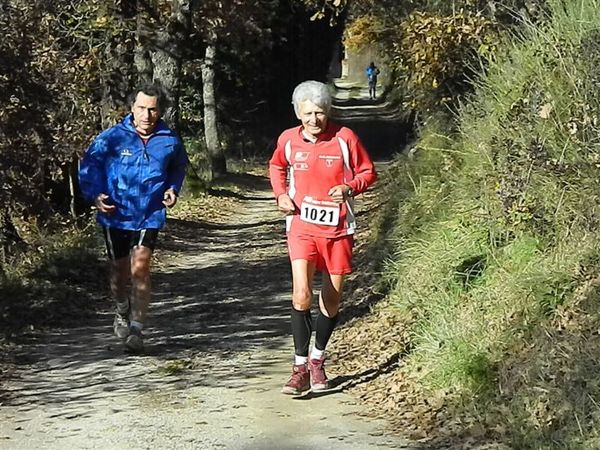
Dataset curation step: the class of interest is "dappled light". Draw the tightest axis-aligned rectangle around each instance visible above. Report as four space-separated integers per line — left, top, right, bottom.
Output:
5 0 596 447
1 152 411 449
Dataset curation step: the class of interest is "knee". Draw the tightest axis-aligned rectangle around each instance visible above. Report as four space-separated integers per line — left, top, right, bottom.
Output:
131 261 151 282
292 287 312 310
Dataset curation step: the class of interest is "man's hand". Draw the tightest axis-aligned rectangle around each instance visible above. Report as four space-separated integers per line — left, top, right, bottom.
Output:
328 184 352 204
163 188 178 208
95 193 116 215
277 193 296 215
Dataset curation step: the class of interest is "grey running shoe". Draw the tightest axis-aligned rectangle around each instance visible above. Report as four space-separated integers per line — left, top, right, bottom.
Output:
113 311 130 339
125 326 144 353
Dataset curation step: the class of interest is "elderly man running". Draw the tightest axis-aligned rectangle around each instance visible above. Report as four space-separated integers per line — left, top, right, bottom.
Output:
269 80 377 394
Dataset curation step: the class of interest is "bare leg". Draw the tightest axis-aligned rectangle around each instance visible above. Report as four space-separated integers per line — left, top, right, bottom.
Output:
313 272 344 352
281 259 316 394
290 259 316 355
291 259 316 311
109 256 130 303
129 245 153 324
319 272 345 317
110 256 131 339
307 272 345 390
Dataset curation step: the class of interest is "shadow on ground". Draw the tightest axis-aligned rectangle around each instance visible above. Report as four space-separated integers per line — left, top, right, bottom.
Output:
2 84 414 426
1 177 302 410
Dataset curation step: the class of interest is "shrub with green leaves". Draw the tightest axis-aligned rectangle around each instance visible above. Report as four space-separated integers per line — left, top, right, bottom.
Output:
394 10 499 113
380 0 600 446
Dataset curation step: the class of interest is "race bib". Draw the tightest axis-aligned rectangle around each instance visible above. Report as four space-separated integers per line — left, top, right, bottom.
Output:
300 197 340 226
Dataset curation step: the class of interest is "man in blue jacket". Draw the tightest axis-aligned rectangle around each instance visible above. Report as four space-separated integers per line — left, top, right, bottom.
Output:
79 83 188 353
366 62 380 100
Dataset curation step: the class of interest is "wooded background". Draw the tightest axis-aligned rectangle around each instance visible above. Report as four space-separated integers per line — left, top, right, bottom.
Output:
0 0 536 264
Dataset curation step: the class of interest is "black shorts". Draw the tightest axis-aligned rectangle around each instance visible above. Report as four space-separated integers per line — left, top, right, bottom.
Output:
102 227 159 260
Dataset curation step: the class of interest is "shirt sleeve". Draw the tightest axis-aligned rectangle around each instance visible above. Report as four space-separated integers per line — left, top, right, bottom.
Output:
268 135 289 199
166 139 189 194
345 133 377 195
78 137 109 203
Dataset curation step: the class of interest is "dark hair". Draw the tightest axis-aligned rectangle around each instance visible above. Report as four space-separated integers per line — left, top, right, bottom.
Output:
369 61 376 68
129 82 168 112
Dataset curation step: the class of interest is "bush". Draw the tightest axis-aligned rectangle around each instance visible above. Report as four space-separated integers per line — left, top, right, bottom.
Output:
379 0 600 446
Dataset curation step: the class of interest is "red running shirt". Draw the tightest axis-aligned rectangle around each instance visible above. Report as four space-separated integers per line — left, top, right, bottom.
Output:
269 122 377 238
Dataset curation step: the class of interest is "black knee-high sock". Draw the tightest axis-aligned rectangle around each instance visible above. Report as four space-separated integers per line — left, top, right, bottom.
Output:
291 307 312 357
314 310 338 351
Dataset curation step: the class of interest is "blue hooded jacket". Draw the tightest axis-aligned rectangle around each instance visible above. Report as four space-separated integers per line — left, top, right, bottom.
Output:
79 113 189 231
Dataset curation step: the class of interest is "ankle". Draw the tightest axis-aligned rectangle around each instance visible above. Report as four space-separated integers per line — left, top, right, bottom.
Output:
130 320 144 331
294 355 308 366
310 347 325 361
116 299 129 314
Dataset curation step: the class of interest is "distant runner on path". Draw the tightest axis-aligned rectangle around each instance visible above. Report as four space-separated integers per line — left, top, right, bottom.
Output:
79 83 189 353
269 80 377 395
366 61 381 100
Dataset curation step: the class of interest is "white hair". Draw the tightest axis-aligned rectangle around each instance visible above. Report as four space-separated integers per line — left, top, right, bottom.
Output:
291 80 332 116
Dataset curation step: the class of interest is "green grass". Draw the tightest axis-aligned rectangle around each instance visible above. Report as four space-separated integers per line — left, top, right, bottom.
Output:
375 0 600 446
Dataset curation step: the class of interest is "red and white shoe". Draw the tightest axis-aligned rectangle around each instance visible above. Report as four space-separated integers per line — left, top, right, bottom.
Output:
308 357 329 391
281 364 310 395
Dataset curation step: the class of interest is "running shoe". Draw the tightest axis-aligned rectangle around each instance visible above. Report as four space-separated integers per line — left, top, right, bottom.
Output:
125 326 144 353
281 363 310 395
113 311 130 339
308 356 329 390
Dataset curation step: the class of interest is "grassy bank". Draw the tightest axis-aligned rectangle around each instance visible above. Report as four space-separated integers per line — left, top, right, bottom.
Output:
351 1 600 447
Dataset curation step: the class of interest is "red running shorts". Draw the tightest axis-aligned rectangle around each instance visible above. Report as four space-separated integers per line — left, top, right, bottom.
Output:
287 233 354 275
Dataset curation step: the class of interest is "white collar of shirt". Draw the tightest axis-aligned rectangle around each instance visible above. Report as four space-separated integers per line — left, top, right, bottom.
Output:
301 129 318 143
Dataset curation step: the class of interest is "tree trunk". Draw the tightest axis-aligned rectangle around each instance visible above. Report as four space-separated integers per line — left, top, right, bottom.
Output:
149 0 190 131
69 156 86 217
134 0 190 131
0 211 24 267
201 34 226 178
134 0 153 84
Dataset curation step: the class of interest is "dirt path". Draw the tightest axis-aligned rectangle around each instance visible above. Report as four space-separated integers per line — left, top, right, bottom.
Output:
0 162 416 449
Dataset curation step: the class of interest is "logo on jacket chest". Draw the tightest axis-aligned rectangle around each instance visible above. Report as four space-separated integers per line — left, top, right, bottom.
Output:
293 151 310 170
121 149 133 157
294 151 310 162
319 155 341 168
